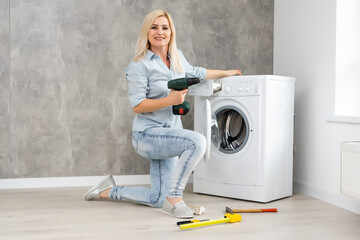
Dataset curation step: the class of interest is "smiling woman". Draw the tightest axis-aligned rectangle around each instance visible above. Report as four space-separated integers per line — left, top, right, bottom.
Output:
134 10 183 73
148 19 171 44
84 9 242 219
148 16 172 68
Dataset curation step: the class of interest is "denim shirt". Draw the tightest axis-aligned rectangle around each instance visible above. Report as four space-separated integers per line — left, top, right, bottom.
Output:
126 50 207 132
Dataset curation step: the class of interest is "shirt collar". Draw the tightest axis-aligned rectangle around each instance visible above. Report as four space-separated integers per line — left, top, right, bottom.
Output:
145 50 171 61
145 50 155 61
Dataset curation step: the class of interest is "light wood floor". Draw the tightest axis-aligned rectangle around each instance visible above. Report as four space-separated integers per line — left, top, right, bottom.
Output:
1 186 360 240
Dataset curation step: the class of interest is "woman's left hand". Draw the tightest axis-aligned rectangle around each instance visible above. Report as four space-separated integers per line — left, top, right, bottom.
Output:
226 69 242 77
205 69 242 80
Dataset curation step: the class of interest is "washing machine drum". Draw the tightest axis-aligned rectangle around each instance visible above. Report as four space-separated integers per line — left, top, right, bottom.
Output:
213 107 250 154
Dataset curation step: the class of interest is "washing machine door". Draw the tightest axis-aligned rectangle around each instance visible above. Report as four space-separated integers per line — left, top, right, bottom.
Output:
204 100 220 161
203 99 251 160
198 97 260 186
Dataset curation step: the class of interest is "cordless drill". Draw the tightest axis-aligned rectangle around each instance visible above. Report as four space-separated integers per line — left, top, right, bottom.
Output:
167 77 201 115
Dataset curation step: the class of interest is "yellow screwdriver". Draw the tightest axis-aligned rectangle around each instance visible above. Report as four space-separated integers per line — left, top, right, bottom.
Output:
179 213 241 230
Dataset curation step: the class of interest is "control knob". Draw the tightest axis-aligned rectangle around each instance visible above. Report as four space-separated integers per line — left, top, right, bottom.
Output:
224 86 232 94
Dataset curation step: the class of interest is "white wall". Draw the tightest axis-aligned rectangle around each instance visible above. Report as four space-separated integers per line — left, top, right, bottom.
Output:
274 0 360 214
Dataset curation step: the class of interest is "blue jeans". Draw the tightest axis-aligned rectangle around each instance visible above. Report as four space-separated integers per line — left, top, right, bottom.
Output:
109 127 206 208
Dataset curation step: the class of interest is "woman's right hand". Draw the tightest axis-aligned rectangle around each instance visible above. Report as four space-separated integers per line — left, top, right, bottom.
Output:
132 89 188 114
166 89 188 105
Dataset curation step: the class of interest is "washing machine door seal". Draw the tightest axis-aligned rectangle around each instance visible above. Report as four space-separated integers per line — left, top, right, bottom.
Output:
215 105 250 154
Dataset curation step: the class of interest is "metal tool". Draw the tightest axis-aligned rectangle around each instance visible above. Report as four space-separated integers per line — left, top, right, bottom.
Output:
226 206 277 213
177 219 210 225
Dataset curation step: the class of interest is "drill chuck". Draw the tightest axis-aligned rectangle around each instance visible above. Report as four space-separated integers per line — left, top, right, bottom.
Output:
186 78 201 87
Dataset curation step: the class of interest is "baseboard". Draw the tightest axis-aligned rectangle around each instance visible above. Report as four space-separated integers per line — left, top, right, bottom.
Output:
0 174 194 190
0 175 151 189
294 180 360 215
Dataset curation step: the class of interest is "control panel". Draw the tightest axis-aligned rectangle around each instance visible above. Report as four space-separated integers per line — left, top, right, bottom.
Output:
189 76 262 97
216 78 260 97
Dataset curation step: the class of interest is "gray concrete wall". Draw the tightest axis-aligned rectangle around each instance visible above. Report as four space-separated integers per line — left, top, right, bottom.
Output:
0 0 10 177
0 0 273 178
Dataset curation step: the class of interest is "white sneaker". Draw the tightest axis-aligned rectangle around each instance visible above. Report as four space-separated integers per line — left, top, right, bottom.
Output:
84 175 115 201
162 198 194 219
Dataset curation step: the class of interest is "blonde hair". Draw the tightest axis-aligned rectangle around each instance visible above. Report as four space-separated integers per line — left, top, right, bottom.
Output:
134 9 183 73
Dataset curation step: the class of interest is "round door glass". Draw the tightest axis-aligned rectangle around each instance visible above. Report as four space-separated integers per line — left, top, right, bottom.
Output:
214 106 250 153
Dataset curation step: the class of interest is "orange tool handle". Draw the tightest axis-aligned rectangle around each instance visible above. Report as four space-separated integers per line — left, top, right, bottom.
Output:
232 208 277 213
261 208 277 212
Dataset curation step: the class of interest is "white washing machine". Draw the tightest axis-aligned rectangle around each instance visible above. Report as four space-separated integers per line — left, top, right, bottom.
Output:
189 75 295 202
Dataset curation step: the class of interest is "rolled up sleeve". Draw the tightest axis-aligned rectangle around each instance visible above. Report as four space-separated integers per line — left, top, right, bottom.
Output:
178 50 207 81
126 62 148 108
